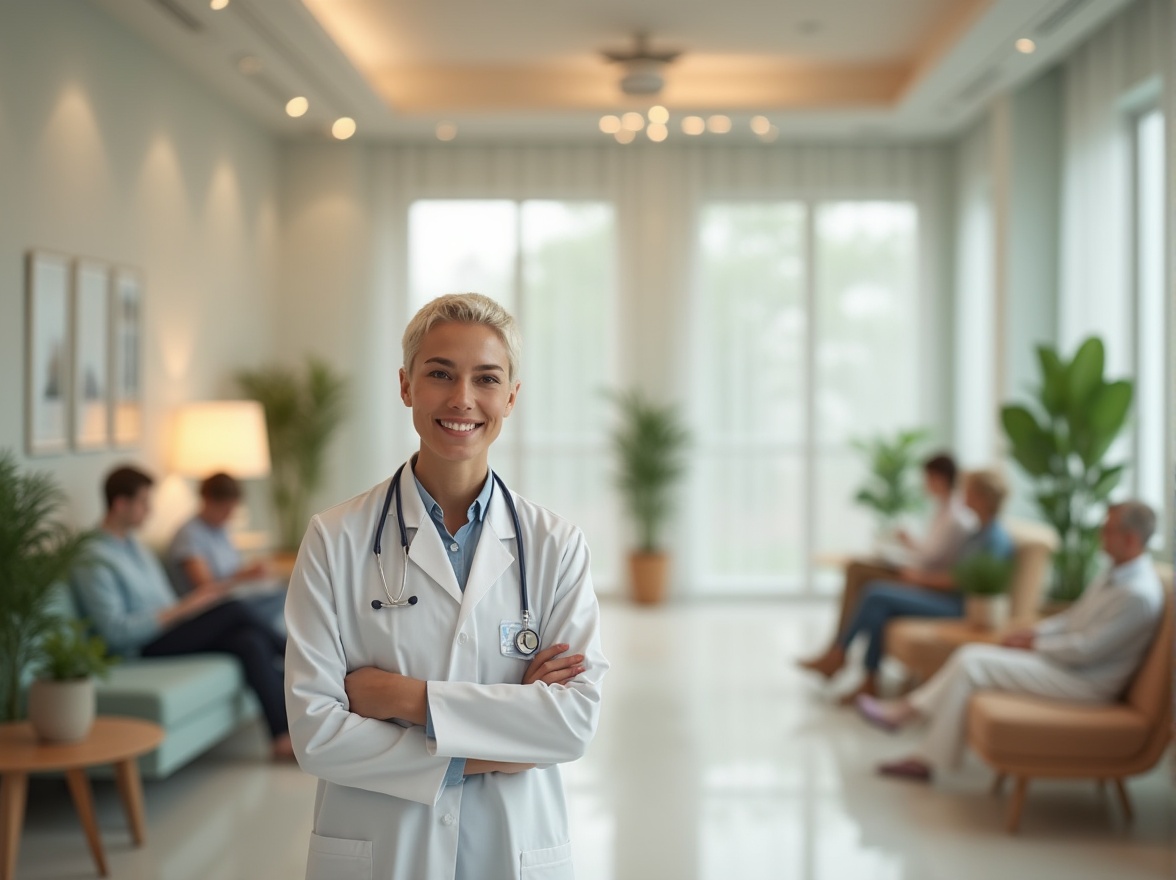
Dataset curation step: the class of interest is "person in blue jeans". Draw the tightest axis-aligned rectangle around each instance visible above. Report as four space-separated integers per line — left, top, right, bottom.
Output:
802 468 1014 703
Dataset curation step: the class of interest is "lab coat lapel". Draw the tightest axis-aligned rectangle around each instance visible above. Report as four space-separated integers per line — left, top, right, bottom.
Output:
400 464 463 605
458 487 516 626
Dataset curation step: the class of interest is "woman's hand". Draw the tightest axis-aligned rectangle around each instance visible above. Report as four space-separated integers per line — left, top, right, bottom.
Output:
464 759 535 776
522 643 585 686
344 668 427 724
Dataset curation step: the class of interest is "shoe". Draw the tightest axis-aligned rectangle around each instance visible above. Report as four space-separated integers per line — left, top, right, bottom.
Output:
855 694 901 732
877 758 932 782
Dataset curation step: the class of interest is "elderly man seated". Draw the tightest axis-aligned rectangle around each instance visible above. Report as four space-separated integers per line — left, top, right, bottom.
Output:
856 500 1164 782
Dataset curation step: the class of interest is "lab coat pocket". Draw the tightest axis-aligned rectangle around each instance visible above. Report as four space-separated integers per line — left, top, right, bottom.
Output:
306 832 373 880
519 841 574 880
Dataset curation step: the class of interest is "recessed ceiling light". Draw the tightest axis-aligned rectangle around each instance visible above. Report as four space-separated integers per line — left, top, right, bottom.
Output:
615 129 636 145
681 116 705 136
436 122 457 142
621 112 645 132
210 0 230 9
647 105 669 125
647 123 668 142
599 115 621 134
1015 38 1036 54
707 115 731 134
332 117 356 140
285 97 309 118
236 55 263 76
751 115 771 136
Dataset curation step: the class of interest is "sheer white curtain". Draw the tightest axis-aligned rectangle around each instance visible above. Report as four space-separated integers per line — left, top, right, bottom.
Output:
372 142 952 595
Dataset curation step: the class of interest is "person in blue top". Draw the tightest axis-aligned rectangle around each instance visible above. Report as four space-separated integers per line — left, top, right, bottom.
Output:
801 468 1015 703
73 466 293 760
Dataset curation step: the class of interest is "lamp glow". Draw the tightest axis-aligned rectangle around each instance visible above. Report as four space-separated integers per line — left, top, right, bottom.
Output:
1015 38 1036 54
332 117 357 140
648 105 669 124
286 97 309 118
171 401 271 479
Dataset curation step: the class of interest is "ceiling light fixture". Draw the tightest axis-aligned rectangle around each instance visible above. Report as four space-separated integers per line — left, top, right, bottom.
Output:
621 111 645 132
647 123 668 143
332 117 356 140
751 115 771 136
601 33 683 97
707 115 731 134
1015 38 1036 54
436 122 457 142
210 0 230 9
648 105 669 125
615 129 636 145
599 115 621 134
681 116 705 136
286 96 309 118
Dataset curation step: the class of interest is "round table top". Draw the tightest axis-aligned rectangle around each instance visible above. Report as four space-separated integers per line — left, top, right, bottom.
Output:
0 717 164 772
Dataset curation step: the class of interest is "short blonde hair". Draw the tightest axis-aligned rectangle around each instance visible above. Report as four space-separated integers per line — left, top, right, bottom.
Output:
963 468 1009 512
402 293 521 381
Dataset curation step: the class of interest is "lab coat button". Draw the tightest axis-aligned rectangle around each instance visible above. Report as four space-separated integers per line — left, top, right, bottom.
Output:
458 633 468 646
441 813 455 826
449 542 459 552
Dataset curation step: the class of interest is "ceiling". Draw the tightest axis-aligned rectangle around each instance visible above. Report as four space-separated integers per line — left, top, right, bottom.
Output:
90 0 1135 142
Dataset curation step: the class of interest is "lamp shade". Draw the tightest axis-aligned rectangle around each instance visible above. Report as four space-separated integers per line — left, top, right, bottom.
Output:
171 400 271 479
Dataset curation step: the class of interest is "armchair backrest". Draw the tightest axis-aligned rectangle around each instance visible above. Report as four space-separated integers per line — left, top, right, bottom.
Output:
1124 563 1173 725
1004 518 1058 623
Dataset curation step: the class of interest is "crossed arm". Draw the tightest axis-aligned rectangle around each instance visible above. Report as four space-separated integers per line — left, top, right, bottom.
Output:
343 643 586 776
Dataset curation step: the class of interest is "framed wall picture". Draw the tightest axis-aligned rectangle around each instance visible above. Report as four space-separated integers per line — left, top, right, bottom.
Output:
72 259 111 451
25 251 72 456
111 267 143 447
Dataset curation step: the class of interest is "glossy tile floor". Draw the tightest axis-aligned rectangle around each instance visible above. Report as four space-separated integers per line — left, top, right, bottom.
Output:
16 600 1176 879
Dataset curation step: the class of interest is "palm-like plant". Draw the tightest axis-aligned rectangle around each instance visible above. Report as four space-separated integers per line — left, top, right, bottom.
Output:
0 451 96 721
851 429 929 525
609 390 690 553
1000 337 1133 601
236 357 349 552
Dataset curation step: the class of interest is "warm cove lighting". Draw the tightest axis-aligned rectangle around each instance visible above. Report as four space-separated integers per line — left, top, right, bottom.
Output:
1015 38 1037 54
286 96 309 118
647 105 669 124
332 117 356 139
681 116 705 136
599 115 621 134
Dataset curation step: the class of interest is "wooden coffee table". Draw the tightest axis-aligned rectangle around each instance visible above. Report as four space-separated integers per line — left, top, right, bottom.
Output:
0 716 164 879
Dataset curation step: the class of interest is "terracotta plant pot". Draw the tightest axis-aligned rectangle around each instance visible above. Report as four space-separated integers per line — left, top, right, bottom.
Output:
28 678 96 743
965 594 1010 631
629 552 669 605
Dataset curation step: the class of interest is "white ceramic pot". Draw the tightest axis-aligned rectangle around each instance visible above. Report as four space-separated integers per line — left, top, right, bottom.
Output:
28 678 96 743
965 594 1011 631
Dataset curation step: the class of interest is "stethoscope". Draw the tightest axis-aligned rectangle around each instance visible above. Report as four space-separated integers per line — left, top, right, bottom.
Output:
371 463 540 657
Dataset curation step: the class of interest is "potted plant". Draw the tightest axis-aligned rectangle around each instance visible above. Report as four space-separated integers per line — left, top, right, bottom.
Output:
28 620 116 742
851 428 928 550
0 451 95 722
953 553 1015 630
1001 337 1133 602
609 390 689 605
237 356 349 555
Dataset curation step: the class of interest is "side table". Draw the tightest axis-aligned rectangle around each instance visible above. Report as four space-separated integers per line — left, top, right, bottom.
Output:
0 716 164 879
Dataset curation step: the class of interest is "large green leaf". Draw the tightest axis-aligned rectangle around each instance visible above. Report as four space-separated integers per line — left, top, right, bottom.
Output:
1089 464 1126 500
1036 346 1067 417
1000 405 1052 476
1066 337 1104 418
1081 381 1133 468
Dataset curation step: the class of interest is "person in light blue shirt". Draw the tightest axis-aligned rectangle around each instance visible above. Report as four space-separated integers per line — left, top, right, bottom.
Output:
73 466 292 760
801 468 1016 703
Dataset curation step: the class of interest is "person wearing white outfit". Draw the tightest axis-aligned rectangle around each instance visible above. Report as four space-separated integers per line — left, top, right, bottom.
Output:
284 294 608 880
855 501 1163 781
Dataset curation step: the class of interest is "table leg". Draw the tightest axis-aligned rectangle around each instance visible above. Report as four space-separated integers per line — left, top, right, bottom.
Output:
1 772 29 880
64 769 107 877
113 759 147 845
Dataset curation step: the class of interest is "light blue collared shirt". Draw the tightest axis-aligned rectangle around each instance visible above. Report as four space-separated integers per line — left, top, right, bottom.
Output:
416 468 496 786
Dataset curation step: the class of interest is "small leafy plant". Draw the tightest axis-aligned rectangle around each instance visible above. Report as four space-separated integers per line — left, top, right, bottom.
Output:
851 428 929 524
953 553 1014 597
35 621 117 682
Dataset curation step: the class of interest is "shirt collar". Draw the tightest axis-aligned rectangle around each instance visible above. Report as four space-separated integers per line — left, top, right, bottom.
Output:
413 469 495 526
1109 553 1149 582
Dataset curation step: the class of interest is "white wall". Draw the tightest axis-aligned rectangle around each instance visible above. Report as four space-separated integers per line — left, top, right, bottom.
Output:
0 2 280 541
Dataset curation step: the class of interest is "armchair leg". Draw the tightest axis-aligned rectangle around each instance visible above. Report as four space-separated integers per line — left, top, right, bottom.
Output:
1006 777 1030 833
990 773 1006 796
1112 778 1134 822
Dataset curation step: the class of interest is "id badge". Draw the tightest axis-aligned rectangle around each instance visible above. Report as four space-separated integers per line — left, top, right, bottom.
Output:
500 621 531 660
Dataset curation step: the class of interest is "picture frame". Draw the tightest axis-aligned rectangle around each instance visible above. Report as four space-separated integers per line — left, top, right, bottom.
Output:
110 267 144 448
72 259 111 451
25 251 72 456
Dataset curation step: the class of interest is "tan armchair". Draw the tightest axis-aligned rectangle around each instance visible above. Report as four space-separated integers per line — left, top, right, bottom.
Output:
887 518 1059 683
967 565 1173 833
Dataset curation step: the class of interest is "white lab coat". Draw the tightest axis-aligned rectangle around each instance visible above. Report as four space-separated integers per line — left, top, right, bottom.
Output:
284 460 608 880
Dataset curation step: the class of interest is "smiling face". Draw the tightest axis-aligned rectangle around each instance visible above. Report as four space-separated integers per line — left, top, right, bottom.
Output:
400 321 520 477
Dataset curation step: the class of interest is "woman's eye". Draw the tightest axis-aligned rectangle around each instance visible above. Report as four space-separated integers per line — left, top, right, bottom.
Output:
428 370 450 380
478 375 501 385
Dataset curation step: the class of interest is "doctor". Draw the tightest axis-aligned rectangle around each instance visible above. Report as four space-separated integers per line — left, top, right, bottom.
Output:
285 293 608 880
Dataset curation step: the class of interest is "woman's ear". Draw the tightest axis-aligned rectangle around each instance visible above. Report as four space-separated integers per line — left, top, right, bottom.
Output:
399 367 412 407
504 380 521 416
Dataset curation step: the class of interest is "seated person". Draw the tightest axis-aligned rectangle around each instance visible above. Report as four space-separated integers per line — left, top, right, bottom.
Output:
856 501 1163 781
801 452 975 667
168 471 285 632
73 466 292 760
800 468 1013 702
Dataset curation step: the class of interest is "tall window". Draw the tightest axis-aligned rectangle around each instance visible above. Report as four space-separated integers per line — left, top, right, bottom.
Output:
1131 108 1166 538
407 200 620 588
689 201 920 595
